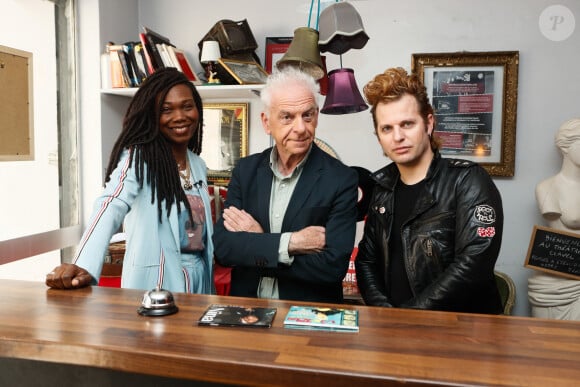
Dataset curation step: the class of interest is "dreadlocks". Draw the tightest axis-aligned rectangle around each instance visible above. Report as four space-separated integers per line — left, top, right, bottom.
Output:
104 68 204 222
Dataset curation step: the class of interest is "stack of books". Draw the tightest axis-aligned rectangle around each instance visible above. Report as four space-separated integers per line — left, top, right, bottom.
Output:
102 26 200 89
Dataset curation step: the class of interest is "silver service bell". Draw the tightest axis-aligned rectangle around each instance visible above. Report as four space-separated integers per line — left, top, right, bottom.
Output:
137 286 179 316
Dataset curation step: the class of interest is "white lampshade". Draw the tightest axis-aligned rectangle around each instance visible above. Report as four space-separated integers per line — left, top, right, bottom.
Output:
200 40 221 63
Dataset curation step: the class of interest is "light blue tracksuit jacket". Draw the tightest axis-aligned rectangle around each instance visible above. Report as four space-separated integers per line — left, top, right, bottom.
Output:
74 148 214 293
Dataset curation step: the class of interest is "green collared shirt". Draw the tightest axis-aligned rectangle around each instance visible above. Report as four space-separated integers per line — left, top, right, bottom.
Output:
257 145 312 298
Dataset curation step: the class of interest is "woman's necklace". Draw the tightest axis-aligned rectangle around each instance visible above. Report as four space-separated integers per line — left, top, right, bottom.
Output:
178 160 193 190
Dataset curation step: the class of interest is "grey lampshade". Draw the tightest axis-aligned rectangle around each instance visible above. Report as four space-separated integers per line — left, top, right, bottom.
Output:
276 27 325 80
318 2 369 55
321 68 368 115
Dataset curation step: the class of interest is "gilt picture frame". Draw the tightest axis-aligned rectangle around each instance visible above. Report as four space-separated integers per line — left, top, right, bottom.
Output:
201 103 249 185
216 58 268 85
411 51 519 177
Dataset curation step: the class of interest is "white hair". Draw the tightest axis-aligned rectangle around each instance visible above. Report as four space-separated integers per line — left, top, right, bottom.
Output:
260 67 320 116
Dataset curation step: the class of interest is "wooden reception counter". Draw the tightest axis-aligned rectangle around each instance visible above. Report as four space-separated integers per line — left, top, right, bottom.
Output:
1 279 580 386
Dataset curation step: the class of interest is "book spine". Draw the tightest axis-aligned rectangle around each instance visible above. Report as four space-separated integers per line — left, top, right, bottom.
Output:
116 49 134 87
124 42 145 86
134 42 151 77
166 45 182 72
108 44 127 88
157 43 175 68
144 33 164 70
100 47 111 89
139 32 157 74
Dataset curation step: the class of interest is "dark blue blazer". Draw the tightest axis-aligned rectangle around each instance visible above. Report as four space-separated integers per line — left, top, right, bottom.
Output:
213 143 358 303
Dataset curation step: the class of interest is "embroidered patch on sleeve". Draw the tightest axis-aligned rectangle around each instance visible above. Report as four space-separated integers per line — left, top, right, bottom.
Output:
477 227 496 238
474 204 496 224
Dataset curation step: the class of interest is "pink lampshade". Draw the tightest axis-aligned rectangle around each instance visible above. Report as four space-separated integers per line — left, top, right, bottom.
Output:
320 68 368 115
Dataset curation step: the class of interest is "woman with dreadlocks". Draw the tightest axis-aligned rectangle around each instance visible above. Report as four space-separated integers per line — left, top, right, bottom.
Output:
46 68 214 294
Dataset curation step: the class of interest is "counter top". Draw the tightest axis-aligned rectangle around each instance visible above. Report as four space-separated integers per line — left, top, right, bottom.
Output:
1 279 579 386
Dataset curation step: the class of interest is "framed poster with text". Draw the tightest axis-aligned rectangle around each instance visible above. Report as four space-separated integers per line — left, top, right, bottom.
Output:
412 51 519 177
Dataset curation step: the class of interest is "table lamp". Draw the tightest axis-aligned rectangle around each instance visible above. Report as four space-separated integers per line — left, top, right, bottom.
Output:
200 40 221 84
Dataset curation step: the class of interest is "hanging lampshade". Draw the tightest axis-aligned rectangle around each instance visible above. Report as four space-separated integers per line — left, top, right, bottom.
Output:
318 2 369 55
321 68 368 115
276 27 325 80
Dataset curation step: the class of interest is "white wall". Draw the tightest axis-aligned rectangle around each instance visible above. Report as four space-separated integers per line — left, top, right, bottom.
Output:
78 0 580 316
0 0 61 281
77 0 140 230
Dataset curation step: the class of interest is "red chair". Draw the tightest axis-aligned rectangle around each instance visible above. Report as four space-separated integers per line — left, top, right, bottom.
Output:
98 275 121 288
209 184 232 296
98 241 124 287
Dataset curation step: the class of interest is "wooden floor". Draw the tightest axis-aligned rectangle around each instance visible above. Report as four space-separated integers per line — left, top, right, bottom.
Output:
1 279 580 386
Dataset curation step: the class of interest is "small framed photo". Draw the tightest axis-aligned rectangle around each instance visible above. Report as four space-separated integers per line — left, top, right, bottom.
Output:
216 58 268 85
200 103 249 184
412 51 519 177
265 36 293 74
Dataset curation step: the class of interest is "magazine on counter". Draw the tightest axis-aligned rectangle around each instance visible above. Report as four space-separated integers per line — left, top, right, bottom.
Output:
197 304 277 328
283 305 359 332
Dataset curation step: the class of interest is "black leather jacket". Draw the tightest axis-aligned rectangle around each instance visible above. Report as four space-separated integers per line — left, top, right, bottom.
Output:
355 152 503 314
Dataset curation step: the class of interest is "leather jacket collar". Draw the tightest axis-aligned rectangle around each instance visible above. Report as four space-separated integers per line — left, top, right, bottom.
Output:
371 150 442 190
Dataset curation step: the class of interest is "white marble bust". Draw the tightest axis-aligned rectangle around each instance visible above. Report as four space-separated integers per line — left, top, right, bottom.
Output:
529 118 580 320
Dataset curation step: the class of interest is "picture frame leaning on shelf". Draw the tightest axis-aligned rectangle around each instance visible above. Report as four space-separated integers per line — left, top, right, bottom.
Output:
216 58 268 85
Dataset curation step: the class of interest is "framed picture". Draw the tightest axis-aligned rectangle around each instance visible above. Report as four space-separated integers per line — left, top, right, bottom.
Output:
216 58 268 85
265 36 292 74
200 103 249 184
411 51 519 177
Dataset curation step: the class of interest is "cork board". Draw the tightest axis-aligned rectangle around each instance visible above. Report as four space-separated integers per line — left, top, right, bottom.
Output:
0 45 34 161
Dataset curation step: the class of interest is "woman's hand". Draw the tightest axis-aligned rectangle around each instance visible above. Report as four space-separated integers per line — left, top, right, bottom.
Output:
45 263 93 289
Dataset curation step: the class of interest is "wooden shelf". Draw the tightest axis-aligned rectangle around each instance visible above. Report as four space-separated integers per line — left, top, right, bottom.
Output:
101 84 263 100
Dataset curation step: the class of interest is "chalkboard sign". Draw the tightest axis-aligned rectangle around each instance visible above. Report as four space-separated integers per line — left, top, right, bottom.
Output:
525 225 580 280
